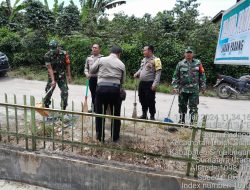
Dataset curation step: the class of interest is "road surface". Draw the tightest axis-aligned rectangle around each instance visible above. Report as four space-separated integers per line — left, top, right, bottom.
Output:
1 77 250 131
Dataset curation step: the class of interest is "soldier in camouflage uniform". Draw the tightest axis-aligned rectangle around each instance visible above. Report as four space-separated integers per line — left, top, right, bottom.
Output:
172 47 206 124
44 40 72 110
134 45 162 120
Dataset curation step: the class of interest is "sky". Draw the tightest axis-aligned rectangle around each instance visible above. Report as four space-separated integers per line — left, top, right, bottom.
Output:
105 0 237 18
1 0 237 19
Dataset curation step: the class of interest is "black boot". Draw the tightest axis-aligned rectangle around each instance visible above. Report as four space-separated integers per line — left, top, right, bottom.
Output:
139 112 147 119
150 115 155 120
178 114 185 124
190 114 197 125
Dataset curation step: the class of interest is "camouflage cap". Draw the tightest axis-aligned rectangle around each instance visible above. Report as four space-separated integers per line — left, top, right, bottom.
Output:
185 47 193 53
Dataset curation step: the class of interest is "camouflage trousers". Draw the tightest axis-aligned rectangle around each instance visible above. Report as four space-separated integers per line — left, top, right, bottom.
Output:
178 92 199 116
44 73 69 110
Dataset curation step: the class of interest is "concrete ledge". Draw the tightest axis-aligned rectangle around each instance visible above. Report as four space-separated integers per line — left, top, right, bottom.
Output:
0 145 233 190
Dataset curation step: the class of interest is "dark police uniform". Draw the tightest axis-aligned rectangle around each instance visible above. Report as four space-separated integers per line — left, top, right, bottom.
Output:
84 54 103 111
90 53 126 142
135 56 162 120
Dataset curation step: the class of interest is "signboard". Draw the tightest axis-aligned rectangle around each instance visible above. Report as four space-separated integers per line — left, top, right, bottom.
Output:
214 0 250 65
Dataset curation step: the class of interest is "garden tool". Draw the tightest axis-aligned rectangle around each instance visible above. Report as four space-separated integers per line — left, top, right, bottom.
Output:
82 80 89 112
35 86 54 117
164 94 179 133
164 94 176 123
132 79 138 118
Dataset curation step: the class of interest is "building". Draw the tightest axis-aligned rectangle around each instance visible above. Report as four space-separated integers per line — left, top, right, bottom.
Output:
211 0 242 24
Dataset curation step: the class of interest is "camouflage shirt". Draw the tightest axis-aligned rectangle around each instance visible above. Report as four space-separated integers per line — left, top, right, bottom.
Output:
172 59 206 93
44 50 70 74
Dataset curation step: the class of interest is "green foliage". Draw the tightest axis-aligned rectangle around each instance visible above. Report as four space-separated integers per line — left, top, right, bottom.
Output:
0 27 21 65
25 0 55 34
62 35 92 76
1 0 249 87
9 0 29 23
0 3 10 27
121 43 143 76
18 30 47 66
56 3 80 35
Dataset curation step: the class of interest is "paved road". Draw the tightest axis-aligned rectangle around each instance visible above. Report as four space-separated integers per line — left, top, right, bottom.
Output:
1 77 250 131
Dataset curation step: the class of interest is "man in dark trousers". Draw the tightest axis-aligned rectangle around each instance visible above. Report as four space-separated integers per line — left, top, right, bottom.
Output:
134 45 162 120
172 47 206 124
90 46 126 142
84 44 103 112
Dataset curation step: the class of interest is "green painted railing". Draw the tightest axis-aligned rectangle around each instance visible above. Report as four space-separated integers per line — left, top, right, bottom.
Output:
0 94 249 178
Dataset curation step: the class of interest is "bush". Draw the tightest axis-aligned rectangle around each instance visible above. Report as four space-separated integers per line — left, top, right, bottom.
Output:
0 27 21 67
62 35 92 76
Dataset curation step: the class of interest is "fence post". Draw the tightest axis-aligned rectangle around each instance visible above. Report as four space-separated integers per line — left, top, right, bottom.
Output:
30 96 37 151
61 109 65 150
23 95 28 149
42 98 46 149
221 119 231 159
14 94 19 144
5 93 10 142
71 101 74 152
194 115 207 177
0 119 2 142
186 115 199 176
52 99 55 151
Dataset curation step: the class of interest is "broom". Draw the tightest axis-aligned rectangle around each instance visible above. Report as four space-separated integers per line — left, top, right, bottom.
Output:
164 94 178 133
132 79 138 118
164 94 176 123
82 80 89 112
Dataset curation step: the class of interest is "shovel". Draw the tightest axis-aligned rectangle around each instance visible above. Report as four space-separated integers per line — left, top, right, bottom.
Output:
132 79 138 118
82 80 89 112
35 86 54 117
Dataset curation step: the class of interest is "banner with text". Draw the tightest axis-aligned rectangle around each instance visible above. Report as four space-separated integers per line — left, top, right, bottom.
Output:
215 0 250 65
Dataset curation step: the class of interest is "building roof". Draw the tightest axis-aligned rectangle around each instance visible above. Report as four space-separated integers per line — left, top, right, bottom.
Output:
211 10 224 24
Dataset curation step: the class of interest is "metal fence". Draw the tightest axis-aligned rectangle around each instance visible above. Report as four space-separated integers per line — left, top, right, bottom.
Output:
0 93 249 180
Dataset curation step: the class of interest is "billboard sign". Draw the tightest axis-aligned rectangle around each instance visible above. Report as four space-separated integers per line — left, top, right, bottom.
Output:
215 0 250 65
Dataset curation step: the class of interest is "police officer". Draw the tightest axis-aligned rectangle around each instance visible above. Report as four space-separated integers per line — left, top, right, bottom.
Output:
84 44 103 112
90 46 125 142
44 40 72 110
172 47 206 124
134 45 162 120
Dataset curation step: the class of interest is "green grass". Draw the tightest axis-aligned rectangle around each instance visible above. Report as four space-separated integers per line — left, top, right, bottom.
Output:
8 66 216 97
8 66 48 81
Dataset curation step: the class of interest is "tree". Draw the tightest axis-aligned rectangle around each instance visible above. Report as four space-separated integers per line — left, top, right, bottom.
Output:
0 2 9 27
172 0 200 43
0 0 29 28
56 2 80 35
80 0 126 17
24 0 55 35
80 0 126 28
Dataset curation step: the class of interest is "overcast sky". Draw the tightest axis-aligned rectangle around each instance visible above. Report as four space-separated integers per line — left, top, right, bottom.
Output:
106 0 237 18
1 0 237 18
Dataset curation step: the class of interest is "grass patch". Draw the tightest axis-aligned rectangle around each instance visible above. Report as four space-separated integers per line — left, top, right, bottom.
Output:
9 66 48 81
8 66 216 97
